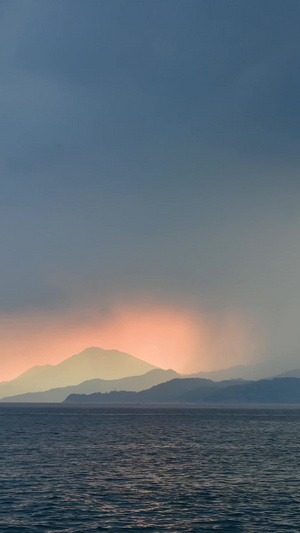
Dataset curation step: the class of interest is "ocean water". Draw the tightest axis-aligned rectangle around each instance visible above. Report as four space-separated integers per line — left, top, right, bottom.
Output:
0 406 299 532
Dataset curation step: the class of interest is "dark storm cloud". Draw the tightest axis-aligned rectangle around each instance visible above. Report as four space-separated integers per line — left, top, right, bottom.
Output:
1 0 300 366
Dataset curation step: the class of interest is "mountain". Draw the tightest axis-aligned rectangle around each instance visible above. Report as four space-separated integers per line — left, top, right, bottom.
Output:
190 360 296 381
0 347 159 399
64 377 213 403
179 379 247 402
0 369 179 403
64 377 300 404
274 369 300 378
65 377 243 404
189 366 251 381
207 378 300 403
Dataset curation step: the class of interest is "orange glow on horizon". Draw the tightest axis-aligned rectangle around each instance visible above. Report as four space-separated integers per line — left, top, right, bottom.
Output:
0 302 260 381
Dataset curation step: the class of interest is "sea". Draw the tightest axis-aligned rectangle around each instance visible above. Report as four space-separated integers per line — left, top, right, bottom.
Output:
0 405 299 532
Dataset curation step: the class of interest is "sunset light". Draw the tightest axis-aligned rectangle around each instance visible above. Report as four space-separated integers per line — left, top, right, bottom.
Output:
0 301 258 380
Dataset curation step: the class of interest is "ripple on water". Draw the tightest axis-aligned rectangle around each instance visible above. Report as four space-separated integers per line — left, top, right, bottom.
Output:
0 406 300 531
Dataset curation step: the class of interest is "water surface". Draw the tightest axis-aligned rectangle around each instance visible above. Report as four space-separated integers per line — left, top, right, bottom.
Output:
0 405 299 532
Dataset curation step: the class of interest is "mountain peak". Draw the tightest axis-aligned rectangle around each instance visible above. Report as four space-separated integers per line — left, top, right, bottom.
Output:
0 347 161 398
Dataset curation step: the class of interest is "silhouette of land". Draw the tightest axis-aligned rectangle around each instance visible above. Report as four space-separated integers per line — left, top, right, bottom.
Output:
0 347 159 399
0 369 179 403
64 377 300 405
2 345 300 405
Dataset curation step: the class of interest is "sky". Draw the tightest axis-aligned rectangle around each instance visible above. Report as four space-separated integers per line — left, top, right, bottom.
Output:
1 0 300 379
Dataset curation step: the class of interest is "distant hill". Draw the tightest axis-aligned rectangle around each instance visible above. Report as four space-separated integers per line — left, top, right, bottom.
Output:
207 378 300 403
64 377 213 403
0 347 159 399
65 377 243 404
179 379 246 402
274 369 300 379
0 369 179 403
189 360 297 381
64 377 300 404
189 365 253 381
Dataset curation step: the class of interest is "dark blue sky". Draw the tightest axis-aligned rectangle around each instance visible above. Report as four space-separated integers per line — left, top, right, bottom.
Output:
1 0 300 368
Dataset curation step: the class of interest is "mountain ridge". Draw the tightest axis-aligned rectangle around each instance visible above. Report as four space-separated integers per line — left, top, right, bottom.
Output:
0 347 159 399
64 377 300 405
64 377 243 404
0 368 179 403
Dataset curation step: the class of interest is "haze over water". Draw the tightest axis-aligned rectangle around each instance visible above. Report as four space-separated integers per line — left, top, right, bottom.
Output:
1 405 300 532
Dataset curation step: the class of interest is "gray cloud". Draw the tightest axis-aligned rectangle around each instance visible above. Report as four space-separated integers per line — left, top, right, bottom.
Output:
1 0 300 366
